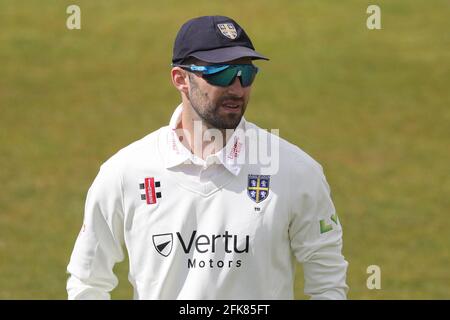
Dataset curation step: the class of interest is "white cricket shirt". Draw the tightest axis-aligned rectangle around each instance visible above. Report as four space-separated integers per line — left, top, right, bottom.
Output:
66 104 349 300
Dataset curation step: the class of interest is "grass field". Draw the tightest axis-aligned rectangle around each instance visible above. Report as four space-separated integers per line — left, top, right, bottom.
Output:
0 0 449 299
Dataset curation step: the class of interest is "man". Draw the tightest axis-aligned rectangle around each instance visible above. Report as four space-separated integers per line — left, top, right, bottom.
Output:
66 15 348 299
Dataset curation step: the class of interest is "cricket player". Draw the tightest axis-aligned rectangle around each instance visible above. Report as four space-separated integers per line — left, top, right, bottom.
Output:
66 15 349 299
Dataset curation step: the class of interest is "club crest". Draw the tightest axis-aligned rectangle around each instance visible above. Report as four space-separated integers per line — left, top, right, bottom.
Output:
217 23 238 39
247 174 270 203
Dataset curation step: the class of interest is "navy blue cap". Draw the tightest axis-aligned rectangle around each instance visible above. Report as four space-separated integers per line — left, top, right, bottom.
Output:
172 15 269 64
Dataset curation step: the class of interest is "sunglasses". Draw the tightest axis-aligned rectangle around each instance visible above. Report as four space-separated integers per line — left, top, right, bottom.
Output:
173 63 259 87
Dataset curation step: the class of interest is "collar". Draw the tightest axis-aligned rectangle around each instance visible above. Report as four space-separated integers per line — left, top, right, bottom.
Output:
164 103 246 176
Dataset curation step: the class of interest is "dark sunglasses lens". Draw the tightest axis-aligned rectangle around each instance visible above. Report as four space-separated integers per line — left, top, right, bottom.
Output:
240 65 258 87
203 65 258 87
204 67 237 87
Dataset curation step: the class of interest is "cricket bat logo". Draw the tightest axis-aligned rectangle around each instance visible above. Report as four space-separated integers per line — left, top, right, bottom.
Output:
139 177 162 204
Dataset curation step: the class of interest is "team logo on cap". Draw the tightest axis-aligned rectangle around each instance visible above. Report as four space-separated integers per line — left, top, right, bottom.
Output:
247 174 270 203
153 233 173 257
217 23 238 39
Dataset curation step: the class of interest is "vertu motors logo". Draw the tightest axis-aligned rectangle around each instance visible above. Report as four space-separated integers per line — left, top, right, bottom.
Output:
152 233 173 257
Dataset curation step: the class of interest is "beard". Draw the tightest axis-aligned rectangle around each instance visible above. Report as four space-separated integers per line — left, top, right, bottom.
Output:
187 75 247 129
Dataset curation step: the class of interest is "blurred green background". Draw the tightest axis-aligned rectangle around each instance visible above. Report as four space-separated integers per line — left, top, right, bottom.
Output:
1 0 449 299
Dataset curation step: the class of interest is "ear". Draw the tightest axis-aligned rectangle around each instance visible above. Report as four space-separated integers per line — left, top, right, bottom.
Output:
171 67 189 94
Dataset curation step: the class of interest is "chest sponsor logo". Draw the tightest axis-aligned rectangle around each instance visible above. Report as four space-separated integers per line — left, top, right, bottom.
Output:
139 177 161 204
152 230 248 269
247 174 270 203
152 233 173 257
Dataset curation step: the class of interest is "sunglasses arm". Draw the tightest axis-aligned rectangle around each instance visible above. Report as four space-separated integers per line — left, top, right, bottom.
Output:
171 64 230 75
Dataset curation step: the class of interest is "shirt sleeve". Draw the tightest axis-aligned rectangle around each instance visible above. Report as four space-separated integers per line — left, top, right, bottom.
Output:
289 161 349 300
66 160 125 300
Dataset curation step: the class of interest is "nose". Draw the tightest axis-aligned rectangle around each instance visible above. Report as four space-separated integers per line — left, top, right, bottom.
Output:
227 75 246 95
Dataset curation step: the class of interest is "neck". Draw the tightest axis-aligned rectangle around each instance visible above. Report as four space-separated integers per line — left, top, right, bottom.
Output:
178 100 233 160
